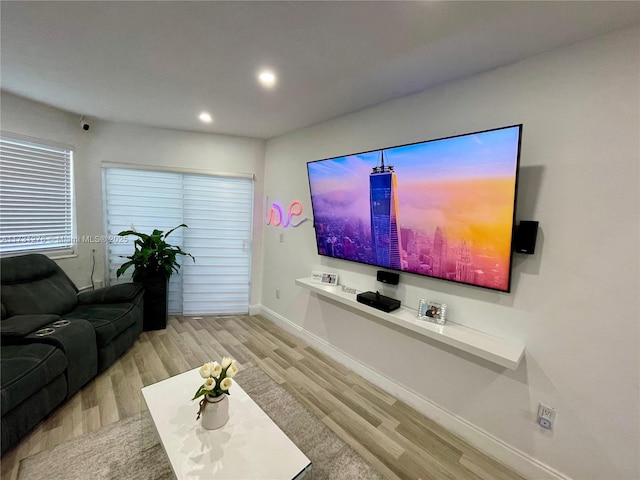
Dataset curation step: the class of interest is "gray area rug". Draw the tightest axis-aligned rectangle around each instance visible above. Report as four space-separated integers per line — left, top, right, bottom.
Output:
18 366 385 480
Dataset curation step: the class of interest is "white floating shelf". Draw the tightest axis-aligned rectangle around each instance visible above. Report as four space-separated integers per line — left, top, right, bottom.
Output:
296 277 524 370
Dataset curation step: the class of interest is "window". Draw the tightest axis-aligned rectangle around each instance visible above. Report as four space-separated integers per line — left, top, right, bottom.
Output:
0 135 75 255
103 167 253 315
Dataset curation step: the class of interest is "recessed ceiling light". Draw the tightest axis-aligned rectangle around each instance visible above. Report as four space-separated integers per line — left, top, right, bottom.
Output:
258 70 277 88
199 112 212 123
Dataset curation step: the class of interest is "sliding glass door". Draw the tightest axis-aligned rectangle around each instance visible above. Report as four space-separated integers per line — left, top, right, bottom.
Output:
103 167 253 315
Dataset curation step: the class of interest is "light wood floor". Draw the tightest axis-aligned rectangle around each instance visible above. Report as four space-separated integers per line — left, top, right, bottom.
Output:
2 315 525 480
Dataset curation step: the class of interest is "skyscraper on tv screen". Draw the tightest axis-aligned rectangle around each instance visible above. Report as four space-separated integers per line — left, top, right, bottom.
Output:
369 151 402 269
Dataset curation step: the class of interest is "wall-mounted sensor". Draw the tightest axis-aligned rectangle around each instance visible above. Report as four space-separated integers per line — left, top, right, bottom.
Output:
80 116 90 131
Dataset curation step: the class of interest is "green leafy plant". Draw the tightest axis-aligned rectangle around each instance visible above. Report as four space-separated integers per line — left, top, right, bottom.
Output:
116 224 195 280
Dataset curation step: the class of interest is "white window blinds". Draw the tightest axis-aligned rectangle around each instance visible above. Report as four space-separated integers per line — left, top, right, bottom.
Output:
103 169 185 312
182 174 254 315
0 136 74 255
103 167 253 315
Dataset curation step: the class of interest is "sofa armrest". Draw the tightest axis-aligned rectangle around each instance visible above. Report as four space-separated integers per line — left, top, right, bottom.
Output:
77 283 144 305
1 314 60 338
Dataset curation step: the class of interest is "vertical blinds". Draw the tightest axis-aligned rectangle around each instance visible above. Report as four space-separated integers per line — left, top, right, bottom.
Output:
0 136 74 254
103 168 253 315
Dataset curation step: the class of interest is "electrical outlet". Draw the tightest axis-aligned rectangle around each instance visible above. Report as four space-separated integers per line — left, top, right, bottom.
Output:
275 289 280 299
537 403 556 430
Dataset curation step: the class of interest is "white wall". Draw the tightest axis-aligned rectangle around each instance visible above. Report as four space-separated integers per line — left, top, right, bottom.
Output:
260 26 639 480
1 93 96 285
1 93 266 305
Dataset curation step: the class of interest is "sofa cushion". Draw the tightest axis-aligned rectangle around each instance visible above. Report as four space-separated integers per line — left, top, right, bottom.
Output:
62 303 139 347
1 343 68 415
77 283 144 305
0 254 78 316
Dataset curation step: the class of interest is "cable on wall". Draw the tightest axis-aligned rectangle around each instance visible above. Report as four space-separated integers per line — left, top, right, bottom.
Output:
91 249 96 290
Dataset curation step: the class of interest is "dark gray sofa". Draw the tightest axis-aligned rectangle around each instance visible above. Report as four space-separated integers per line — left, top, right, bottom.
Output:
0 253 144 454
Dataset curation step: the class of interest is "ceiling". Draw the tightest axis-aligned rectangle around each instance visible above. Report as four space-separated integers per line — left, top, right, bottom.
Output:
1 1 638 139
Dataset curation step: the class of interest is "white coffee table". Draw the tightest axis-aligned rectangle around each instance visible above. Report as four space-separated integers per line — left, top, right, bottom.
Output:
141 368 312 479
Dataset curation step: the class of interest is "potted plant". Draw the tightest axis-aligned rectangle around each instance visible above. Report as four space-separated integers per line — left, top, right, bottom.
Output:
192 357 238 429
116 224 194 330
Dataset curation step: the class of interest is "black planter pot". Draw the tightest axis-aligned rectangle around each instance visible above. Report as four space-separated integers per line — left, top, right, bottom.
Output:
136 273 168 331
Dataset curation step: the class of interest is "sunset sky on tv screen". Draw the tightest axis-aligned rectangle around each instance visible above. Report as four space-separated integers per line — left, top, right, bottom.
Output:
307 125 521 292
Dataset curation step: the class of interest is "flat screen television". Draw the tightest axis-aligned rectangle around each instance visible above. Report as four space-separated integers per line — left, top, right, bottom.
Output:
306 124 522 293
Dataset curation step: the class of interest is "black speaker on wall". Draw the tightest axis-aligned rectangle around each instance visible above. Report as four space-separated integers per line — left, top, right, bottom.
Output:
377 270 400 285
515 221 539 254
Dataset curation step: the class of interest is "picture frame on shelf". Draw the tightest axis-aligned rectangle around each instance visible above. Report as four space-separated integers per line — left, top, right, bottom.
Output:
311 270 339 286
418 299 447 325
321 273 338 285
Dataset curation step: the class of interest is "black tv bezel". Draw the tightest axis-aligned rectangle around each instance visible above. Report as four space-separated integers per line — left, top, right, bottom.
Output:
305 124 523 294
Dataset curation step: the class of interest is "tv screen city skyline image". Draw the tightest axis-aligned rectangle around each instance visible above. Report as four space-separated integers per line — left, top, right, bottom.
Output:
307 125 522 292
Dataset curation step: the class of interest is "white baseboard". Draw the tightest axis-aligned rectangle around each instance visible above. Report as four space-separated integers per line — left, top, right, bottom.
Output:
256 304 571 480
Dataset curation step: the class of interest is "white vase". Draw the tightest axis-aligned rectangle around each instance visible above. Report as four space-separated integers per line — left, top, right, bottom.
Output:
201 394 229 430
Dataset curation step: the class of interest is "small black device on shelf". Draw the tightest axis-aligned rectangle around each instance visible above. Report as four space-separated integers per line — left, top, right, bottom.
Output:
376 270 399 285
356 291 401 313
